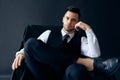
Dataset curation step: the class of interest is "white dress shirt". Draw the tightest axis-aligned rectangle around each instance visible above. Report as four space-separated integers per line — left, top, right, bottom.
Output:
16 29 101 58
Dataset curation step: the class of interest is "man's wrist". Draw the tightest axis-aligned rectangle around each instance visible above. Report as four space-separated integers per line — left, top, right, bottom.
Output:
85 26 91 31
15 51 24 57
15 49 24 57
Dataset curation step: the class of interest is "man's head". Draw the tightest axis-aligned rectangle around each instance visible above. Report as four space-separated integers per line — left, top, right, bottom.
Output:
65 6 81 18
62 6 81 34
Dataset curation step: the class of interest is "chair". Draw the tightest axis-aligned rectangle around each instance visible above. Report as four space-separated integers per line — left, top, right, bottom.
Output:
15 25 119 80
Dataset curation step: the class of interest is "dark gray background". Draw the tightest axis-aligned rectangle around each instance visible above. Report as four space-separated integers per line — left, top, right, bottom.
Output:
0 0 120 79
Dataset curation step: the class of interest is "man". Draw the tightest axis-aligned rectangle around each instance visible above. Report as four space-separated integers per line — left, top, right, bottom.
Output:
12 6 120 80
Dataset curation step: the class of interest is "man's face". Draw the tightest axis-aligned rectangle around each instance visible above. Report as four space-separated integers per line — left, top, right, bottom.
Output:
62 11 79 33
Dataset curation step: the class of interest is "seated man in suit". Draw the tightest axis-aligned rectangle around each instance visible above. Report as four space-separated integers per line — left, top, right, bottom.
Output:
12 6 120 80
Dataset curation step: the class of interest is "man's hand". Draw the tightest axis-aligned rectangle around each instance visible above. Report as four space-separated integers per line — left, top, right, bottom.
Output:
12 53 25 70
75 21 91 31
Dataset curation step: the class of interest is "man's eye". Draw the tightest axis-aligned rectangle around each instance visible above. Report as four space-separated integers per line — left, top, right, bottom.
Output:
66 17 69 20
71 19 77 22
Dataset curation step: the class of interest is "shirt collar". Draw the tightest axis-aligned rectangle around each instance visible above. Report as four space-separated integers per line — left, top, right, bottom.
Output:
61 29 75 39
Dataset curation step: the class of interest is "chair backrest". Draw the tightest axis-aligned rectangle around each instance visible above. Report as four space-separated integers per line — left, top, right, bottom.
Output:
19 25 62 49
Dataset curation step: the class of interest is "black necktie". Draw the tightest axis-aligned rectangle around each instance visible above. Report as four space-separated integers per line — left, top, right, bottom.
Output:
63 34 70 45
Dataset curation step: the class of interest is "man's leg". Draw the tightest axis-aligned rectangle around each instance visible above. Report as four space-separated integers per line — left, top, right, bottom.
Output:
64 64 111 80
90 70 109 80
24 38 71 66
24 38 58 80
76 57 120 78
64 64 90 80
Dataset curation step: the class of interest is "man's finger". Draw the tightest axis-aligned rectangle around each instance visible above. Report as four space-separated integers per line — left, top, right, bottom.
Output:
14 57 19 69
12 60 15 70
18 56 22 66
12 58 18 70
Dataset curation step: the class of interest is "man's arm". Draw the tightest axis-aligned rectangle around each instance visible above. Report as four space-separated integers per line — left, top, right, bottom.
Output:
12 30 51 70
81 29 101 57
75 21 101 58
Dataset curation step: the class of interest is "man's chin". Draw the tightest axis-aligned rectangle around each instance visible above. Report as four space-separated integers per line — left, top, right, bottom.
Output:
63 27 75 33
66 29 75 32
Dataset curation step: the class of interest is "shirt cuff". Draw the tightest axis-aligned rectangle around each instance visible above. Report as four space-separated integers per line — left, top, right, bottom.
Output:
15 48 24 57
85 29 93 33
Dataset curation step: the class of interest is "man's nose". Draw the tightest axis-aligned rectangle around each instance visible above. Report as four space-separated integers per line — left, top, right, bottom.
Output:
67 20 71 24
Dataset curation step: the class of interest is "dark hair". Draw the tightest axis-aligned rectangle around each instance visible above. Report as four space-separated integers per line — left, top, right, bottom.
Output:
65 6 81 18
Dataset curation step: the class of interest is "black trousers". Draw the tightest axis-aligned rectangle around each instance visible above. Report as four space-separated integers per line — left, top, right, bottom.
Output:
12 38 113 80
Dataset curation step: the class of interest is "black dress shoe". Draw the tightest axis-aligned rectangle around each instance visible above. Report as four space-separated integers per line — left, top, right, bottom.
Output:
94 58 120 76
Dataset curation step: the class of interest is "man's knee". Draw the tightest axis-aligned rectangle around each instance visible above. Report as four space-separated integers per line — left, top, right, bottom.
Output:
24 38 38 48
24 38 46 50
